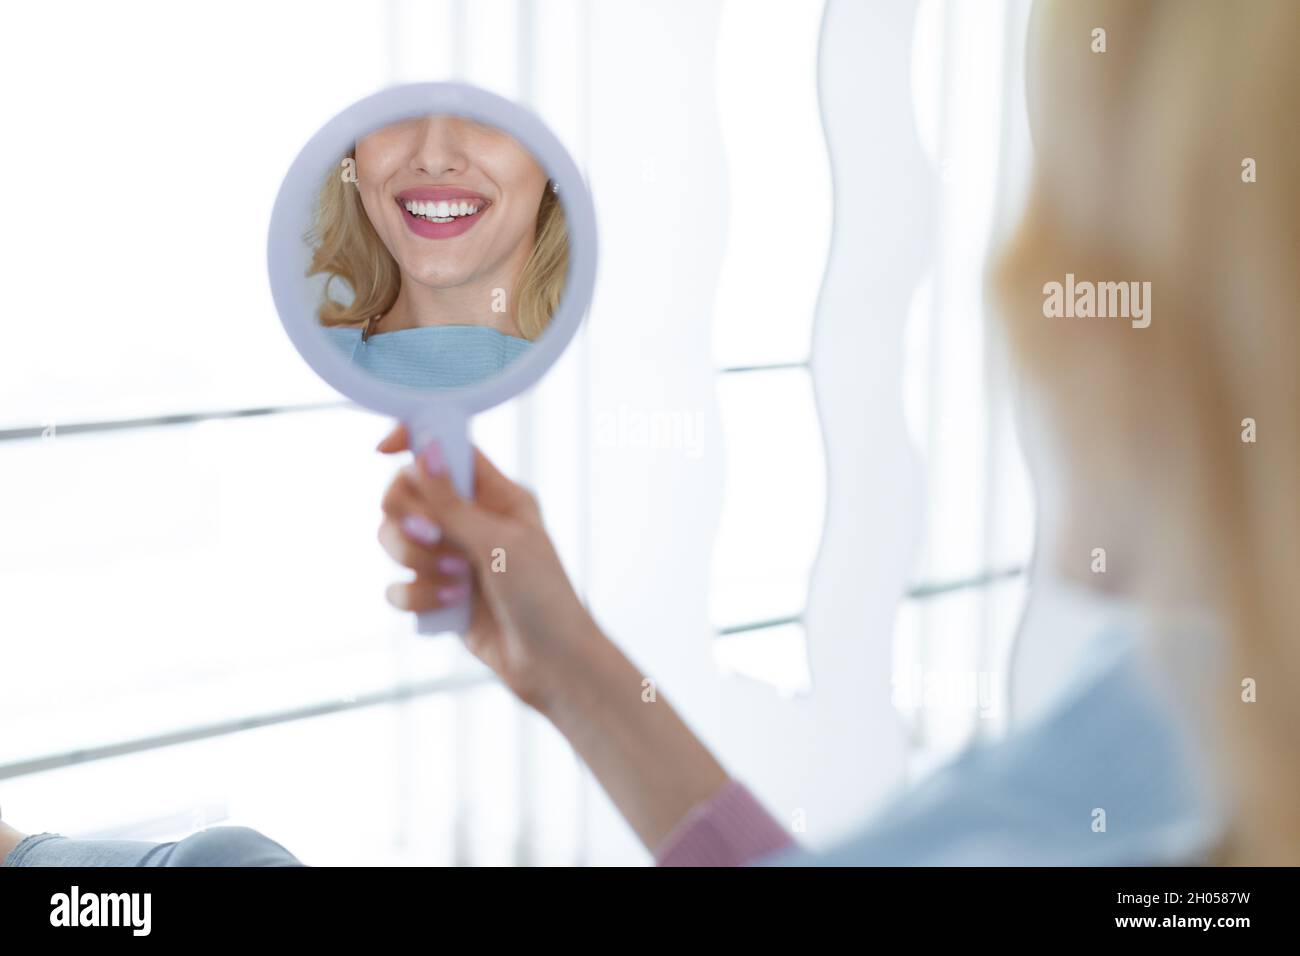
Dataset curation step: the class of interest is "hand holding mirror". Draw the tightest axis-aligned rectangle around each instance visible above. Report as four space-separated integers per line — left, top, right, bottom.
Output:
267 83 597 636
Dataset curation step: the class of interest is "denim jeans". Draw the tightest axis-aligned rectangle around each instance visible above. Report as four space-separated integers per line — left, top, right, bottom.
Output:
3 827 305 866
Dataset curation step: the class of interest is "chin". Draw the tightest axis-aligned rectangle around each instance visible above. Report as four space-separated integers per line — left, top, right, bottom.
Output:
403 260 476 289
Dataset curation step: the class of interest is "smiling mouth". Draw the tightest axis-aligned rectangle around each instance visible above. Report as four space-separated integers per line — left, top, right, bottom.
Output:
398 197 489 223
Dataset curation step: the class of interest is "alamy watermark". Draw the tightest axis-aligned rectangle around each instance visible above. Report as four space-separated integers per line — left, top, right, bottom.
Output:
1042 273 1152 329
50 886 151 936
594 403 704 459
892 667 1000 720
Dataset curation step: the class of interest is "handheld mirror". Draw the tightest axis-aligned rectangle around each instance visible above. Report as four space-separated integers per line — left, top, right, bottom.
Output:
267 82 597 636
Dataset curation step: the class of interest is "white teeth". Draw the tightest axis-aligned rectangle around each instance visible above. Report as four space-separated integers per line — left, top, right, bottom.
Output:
403 198 483 220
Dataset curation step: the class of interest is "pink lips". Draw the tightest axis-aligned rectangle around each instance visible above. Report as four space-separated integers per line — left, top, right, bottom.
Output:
396 185 491 240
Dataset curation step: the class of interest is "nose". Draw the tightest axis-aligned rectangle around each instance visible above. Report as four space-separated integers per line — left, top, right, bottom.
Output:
409 115 470 178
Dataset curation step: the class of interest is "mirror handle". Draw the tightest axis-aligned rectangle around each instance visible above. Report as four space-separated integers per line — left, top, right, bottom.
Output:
406 408 473 637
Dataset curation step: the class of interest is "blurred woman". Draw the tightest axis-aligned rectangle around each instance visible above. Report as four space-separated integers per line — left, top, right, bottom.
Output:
373 0 1299 865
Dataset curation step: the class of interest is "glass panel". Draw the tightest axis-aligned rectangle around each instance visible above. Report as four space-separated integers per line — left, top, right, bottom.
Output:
711 0 830 368
710 368 825 628
715 622 813 698
388 0 457 84
891 575 1028 781
462 0 520 94
0 1 389 430
0 406 488 766
900 0 1034 585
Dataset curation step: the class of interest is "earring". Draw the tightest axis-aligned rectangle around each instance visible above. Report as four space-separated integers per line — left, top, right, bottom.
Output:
550 180 559 194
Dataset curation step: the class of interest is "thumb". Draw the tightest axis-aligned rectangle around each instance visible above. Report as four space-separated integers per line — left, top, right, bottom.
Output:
376 422 410 454
407 440 507 560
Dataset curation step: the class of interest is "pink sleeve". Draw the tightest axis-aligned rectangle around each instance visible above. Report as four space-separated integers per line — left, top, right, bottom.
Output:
654 779 796 867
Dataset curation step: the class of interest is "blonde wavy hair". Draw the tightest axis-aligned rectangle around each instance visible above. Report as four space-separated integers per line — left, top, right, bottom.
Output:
306 149 568 341
992 0 1300 863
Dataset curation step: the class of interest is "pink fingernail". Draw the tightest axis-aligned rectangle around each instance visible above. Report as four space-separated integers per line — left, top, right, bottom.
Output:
437 555 470 576
422 440 447 476
400 514 441 545
437 583 469 604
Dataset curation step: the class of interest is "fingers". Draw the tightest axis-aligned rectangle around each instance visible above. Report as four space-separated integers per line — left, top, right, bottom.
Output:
377 517 473 579
376 428 500 619
380 466 425 523
380 458 499 571
378 483 474 614
379 470 473 581
378 422 535 521
376 423 410 454
404 441 508 558
385 576 472 613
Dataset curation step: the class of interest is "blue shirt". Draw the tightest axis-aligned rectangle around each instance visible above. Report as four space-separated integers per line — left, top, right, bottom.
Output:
322 324 533 390
763 626 1221 866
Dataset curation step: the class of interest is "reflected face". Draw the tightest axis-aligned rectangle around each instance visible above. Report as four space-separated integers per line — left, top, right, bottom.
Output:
354 115 549 289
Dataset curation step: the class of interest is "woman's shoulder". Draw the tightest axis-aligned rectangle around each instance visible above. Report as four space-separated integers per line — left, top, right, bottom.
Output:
782 640 1219 866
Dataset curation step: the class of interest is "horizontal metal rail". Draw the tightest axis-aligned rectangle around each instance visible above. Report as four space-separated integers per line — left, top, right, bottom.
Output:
0 672 493 780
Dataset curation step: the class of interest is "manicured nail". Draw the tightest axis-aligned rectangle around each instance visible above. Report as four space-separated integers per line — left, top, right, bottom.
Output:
400 514 441 546
437 555 470 576
422 440 447 476
437 583 469 605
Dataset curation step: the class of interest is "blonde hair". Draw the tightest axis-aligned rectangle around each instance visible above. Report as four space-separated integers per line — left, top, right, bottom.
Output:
992 0 1300 863
306 151 568 340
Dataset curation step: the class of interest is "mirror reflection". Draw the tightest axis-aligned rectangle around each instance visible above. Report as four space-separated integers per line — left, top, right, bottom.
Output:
305 114 569 390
